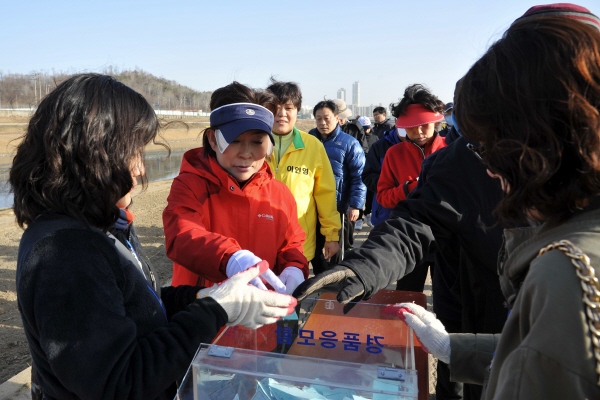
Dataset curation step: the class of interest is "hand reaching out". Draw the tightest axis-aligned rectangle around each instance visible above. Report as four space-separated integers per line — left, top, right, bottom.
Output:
199 261 297 329
383 302 450 364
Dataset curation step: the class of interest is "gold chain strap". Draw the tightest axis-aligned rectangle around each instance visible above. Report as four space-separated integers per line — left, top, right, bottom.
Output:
538 240 600 385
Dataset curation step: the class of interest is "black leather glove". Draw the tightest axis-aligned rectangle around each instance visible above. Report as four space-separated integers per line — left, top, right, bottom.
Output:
292 265 365 304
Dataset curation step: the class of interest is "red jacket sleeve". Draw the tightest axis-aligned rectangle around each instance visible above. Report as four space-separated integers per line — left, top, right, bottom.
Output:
163 174 240 283
377 147 409 209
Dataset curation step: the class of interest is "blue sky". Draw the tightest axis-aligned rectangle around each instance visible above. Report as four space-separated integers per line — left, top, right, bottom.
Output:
2 0 599 110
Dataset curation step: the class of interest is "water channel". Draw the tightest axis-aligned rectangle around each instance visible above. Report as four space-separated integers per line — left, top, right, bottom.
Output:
0 148 186 209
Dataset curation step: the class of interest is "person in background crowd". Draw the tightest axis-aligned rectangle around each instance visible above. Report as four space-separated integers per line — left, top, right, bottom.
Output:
358 115 379 153
361 114 406 227
335 98 369 152
355 115 378 230
377 84 447 293
265 79 341 276
163 81 309 295
372 106 396 140
439 102 454 137
12 74 297 400
310 100 366 264
295 3 600 399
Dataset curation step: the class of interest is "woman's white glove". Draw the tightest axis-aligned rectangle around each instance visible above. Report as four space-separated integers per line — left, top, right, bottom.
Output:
199 261 297 329
226 250 267 290
384 302 450 364
226 250 286 292
278 266 305 295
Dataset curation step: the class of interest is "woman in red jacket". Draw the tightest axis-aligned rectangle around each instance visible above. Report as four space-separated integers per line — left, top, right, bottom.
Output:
377 84 447 209
163 82 308 295
377 84 446 293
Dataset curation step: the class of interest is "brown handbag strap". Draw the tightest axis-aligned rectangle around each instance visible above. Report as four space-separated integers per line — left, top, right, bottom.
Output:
538 240 600 385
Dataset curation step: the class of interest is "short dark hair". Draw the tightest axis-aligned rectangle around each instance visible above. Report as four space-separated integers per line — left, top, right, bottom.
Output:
390 84 444 132
266 78 302 110
455 17 600 224
203 81 278 157
10 73 164 230
312 100 337 117
373 106 386 115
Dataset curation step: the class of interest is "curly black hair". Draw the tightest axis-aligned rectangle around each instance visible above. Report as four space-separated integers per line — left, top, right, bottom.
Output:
390 84 444 118
390 84 444 132
10 73 166 230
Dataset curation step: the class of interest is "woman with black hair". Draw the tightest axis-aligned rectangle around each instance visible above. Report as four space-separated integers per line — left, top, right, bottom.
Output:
377 84 447 293
11 74 297 399
163 81 309 295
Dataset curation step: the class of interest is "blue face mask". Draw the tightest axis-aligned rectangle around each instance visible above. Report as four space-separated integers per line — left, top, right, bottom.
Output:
445 115 454 126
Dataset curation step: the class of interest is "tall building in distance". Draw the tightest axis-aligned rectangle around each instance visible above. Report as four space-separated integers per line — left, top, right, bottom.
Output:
352 81 360 108
337 88 346 102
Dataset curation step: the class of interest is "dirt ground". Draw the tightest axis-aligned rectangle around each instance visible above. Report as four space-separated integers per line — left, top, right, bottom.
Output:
0 116 317 384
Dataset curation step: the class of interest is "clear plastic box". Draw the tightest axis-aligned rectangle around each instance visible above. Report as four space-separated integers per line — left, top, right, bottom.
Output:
176 291 427 400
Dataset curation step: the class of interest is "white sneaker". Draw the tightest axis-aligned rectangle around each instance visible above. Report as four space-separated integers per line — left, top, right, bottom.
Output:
355 219 363 230
365 214 373 227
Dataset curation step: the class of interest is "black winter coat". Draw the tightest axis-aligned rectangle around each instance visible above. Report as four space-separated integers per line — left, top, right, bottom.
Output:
340 136 507 334
16 215 227 399
371 117 395 140
341 120 369 153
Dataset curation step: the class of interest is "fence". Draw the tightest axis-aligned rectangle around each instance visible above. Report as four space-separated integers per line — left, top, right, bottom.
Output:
0 109 210 119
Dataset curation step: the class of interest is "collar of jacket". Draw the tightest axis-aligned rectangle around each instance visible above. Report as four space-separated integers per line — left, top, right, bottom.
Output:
182 147 272 190
320 125 342 142
273 127 306 150
500 196 600 299
211 155 271 190
374 117 390 127
384 128 402 145
406 132 439 149
291 127 306 149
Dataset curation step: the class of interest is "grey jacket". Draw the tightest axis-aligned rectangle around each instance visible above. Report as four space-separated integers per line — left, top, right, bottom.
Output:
449 200 600 399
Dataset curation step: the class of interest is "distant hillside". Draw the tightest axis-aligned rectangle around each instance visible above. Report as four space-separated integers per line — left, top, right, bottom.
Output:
0 67 212 111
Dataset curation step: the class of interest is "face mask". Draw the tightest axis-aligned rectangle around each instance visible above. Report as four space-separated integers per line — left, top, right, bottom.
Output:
445 115 454 126
396 128 407 138
216 129 274 156
215 129 230 153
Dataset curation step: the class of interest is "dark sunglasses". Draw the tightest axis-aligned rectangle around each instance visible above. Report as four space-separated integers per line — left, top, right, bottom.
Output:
466 142 485 163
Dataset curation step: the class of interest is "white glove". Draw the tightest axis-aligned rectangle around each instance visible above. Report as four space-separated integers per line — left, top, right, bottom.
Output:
199 261 297 329
226 250 267 290
278 266 305 295
392 302 450 364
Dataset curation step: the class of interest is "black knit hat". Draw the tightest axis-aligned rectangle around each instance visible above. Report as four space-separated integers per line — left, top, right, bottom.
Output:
514 3 600 31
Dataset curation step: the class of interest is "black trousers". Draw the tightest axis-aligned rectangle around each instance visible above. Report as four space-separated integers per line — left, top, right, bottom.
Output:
312 213 353 274
434 317 483 400
395 260 432 293
364 190 374 215
311 219 329 275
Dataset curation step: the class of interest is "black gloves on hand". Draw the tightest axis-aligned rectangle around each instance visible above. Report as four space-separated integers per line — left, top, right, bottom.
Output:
292 265 365 304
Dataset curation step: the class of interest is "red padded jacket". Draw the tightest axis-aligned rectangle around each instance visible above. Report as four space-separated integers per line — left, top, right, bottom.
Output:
163 148 308 287
377 135 447 209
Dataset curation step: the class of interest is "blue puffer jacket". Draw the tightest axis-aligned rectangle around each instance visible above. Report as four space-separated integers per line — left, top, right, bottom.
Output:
361 129 402 226
310 125 366 212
